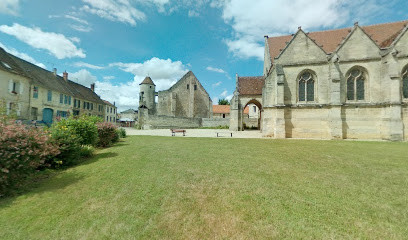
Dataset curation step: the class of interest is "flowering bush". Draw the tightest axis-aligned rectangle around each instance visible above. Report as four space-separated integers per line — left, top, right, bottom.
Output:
96 122 119 147
0 118 59 196
60 115 100 146
49 122 82 167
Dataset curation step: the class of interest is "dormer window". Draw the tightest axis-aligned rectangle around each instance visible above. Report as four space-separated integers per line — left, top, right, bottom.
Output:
1 61 12 69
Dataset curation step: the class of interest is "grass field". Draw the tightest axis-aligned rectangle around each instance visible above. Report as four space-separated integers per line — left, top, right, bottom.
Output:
1 136 408 239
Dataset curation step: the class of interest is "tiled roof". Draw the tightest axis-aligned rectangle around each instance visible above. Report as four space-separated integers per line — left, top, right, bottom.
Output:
213 105 230 114
1 47 106 104
103 100 115 107
267 20 408 62
0 47 28 77
238 76 265 95
140 76 155 85
121 109 137 114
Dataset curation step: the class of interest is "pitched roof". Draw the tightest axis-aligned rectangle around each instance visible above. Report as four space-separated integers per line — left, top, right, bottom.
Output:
213 105 230 114
0 47 28 77
267 20 408 62
1 47 106 104
238 76 265 95
140 76 155 85
120 109 137 114
103 100 116 107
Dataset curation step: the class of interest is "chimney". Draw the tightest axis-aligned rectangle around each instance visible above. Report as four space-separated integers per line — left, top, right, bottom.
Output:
90 83 95 92
63 71 68 81
53 68 57 76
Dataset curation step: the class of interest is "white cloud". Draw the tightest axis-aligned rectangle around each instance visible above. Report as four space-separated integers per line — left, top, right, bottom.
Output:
49 14 92 32
0 23 85 59
69 69 97 86
188 10 199 17
0 0 19 15
212 81 222 87
206 66 231 79
206 66 225 74
0 41 46 69
219 90 233 101
74 61 104 70
81 0 146 26
103 76 115 81
218 0 390 60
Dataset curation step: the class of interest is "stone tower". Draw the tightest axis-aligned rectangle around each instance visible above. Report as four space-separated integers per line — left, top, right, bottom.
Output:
139 76 156 114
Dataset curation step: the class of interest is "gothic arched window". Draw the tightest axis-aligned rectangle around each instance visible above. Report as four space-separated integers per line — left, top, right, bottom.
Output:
298 71 314 102
346 68 366 101
403 66 408 99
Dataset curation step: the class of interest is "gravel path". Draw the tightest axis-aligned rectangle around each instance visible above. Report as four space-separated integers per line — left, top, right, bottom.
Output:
124 128 264 139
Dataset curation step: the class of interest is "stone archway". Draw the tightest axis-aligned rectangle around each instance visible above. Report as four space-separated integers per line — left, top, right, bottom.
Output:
241 98 262 130
229 93 263 131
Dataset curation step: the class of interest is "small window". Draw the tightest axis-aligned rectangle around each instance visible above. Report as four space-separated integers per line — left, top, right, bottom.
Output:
74 99 77 108
403 67 408 99
47 90 52 101
253 106 256 112
346 68 365 101
68 96 71 105
33 86 38 98
64 95 68 104
222 114 225 118
1 61 12 69
60 94 63 104
83 102 86 109
12 81 20 94
194 85 197 90
187 84 189 90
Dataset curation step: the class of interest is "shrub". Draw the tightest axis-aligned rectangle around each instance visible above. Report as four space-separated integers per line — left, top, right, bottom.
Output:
80 145 95 158
96 122 118 147
49 122 82 167
118 128 127 138
0 118 59 196
61 115 100 146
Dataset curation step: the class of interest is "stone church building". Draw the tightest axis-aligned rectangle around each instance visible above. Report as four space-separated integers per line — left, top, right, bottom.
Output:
230 20 408 141
138 71 212 129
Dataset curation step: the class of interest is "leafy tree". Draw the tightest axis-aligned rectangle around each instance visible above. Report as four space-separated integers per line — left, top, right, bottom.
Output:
218 98 230 105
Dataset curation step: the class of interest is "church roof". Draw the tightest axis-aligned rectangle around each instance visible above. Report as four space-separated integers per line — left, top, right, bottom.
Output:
140 76 155 85
238 76 265 95
267 20 408 62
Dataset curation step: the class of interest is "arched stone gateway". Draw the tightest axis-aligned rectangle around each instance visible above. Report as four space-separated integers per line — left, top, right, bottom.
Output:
230 75 265 131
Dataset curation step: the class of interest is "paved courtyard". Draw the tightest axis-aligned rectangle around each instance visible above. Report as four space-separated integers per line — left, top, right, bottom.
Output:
125 128 264 138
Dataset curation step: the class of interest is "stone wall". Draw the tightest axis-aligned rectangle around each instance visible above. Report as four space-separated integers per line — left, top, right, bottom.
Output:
143 115 202 129
157 71 212 118
202 118 230 128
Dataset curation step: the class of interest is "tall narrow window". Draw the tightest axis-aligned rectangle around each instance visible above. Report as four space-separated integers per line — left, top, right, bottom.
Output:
33 86 38 98
403 67 408 99
298 71 314 102
60 94 63 104
347 68 365 101
47 90 52 101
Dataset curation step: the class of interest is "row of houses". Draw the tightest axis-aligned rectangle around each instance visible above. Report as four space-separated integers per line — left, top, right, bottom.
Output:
0 47 117 124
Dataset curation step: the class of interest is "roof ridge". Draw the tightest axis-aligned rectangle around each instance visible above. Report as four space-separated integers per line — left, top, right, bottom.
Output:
267 19 408 39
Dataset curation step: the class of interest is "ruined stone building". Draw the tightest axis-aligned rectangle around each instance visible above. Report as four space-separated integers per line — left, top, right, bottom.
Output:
138 71 212 129
230 20 408 141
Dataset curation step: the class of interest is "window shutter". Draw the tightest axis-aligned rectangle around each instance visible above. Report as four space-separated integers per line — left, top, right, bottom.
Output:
8 80 13 93
19 82 24 94
17 103 21 116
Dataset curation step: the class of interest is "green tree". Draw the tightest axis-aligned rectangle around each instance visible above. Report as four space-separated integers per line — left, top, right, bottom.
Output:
218 98 230 105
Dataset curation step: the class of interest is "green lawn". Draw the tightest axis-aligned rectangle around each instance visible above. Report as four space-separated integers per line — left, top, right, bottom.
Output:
1 136 408 239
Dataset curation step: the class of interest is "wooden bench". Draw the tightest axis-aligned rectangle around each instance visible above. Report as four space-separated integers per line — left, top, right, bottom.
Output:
216 132 233 137
171 129 186 136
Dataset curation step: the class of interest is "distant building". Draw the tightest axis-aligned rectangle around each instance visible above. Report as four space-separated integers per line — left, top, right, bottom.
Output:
103 100 117 123
119 108 138 127
0 47 115 124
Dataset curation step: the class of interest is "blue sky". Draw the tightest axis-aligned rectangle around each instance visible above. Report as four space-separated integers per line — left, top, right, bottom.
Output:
0 0 407 111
